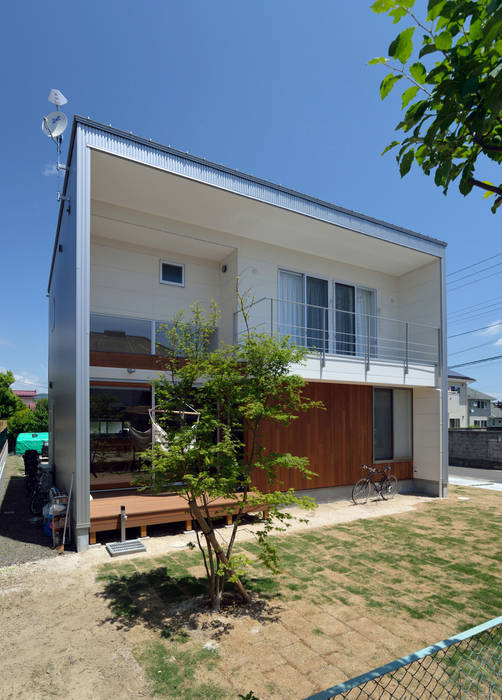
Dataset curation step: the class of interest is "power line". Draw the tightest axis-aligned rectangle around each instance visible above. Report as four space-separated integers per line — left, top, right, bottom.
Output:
448 252 502 277
449 294 502 317
447 260 502 285
449 305 502 326
448 339 499 356
450 354 502 369
448 269 502 292
449 320 502 339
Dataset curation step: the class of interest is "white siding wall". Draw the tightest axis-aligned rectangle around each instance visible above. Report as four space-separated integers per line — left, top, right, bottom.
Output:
91 241 221 319
413 387 442 489
398 261 441 326
448 381 468 427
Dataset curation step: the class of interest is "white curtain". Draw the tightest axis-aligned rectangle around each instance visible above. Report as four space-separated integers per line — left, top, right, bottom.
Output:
279 271 304 346
356 288 376 357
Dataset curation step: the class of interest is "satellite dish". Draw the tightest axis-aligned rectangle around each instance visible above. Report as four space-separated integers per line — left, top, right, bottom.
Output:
42 111 68 138
48 89 68 106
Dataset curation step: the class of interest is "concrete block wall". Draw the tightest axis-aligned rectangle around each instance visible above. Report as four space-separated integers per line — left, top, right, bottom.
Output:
449 429 502 468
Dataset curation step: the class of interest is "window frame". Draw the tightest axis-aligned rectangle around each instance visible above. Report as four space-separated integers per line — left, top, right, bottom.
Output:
373 387 413 463
333 280 377 358
159 259 185 287
277 268 330 350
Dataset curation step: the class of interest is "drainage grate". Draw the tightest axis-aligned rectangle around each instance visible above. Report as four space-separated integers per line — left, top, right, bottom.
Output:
105 539 147 557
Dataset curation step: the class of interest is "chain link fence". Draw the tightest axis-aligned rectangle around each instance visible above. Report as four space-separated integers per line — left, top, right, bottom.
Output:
304 616 502 699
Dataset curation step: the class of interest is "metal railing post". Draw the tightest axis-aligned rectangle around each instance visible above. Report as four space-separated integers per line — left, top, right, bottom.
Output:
270 297 273 336
321 309 326 369
365 314 370 371
405 322 409 375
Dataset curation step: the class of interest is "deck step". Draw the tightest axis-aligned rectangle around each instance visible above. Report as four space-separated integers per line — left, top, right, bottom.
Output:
105 539 147 557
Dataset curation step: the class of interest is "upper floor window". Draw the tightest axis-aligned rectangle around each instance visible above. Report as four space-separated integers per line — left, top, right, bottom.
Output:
472 400 487 409
160 260 185 287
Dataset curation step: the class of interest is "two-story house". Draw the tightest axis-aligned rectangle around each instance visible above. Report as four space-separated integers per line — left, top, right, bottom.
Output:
468 388 495 428
48 117 448 551
447 370 474 428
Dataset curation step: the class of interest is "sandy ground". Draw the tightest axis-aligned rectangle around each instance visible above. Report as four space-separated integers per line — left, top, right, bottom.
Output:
0 490 434 699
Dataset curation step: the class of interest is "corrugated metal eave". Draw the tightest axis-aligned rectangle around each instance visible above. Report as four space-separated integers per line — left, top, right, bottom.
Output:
74 115 447 253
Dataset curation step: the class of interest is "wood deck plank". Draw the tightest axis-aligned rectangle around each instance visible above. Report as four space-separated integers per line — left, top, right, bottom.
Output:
89 491 266 537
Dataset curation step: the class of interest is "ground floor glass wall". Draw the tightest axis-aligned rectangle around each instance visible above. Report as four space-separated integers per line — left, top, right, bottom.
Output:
90 385 152 486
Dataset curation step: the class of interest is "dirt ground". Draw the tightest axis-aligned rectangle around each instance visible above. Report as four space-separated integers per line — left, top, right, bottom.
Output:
1 483 500 699
0 455 59 566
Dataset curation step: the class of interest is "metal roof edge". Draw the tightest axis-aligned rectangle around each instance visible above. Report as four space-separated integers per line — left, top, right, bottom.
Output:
72 115 448 250
47 117 79 293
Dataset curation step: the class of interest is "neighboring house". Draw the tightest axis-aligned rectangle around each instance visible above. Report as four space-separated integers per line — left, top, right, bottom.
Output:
488 405 502 429
467 388 495 428
47 117 448 551
13 389 37 410
447 370 474 428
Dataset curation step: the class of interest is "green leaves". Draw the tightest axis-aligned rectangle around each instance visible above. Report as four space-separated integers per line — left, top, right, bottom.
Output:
380 73 403 99
402 85 419 107
371 0 502 211
368 56 388 65
435 30 452 50
399 149 415 176
409 61 427 83
388 26 415 63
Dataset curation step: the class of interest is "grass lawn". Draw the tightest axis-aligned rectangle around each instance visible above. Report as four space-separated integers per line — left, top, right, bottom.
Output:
97 485 502 699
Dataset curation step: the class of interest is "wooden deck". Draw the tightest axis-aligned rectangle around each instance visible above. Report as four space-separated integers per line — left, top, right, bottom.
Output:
89 491 267 544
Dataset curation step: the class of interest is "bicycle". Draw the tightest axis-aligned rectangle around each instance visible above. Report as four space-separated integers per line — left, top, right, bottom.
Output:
30 463 54 515
352 464 398 505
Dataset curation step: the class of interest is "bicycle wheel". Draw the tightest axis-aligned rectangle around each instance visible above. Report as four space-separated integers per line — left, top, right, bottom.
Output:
30 488 45 515
381 475 398 500
352 478 370 505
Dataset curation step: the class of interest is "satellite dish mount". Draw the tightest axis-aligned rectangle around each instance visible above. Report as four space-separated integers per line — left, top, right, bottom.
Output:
42 89 69 205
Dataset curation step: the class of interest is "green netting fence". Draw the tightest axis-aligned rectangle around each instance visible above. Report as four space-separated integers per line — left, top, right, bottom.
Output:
304 615 502 699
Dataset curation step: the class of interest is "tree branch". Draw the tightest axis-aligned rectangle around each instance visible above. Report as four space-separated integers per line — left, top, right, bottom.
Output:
385 62 433 97
469 178 502 197
472 135 502 153
406 8 434 38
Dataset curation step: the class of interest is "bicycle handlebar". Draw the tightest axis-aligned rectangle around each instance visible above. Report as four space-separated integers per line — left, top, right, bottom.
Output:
361 464 390 474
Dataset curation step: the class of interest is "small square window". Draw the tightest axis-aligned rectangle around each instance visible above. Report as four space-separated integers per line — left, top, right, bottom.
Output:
160 260 184 287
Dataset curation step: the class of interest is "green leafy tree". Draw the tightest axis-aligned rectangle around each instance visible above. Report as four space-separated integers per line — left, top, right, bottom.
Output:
7 398 49 442
0 370 23 419
370 0 502 211
137 299 322 612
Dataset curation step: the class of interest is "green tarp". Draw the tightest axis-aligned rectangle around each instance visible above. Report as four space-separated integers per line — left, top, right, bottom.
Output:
15 432 49 455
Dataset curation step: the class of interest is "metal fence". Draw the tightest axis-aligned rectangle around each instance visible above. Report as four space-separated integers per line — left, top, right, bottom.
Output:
233 297 439 372
304 616 502 700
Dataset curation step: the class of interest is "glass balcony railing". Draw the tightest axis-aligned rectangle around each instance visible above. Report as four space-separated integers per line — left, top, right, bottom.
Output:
90 314 218 356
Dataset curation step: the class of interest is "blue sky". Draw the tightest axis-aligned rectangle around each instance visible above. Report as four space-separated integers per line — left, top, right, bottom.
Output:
0 1 501 398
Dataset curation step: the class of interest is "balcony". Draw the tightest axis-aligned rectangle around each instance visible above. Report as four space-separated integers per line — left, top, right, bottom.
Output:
233 298 440 387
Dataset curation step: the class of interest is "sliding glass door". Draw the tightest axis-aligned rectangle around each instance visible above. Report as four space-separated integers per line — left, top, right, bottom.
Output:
278 271 304 346
335 283 376 357
278 270 328 351
335 283 355 355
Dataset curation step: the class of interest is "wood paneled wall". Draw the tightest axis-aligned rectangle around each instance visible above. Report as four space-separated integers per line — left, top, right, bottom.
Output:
90 351 171 371
250 382 412 492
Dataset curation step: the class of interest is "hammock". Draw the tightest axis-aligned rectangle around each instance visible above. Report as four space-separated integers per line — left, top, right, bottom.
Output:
148 405 200 453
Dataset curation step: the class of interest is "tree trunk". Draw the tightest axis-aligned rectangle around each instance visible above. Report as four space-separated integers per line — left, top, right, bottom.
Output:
189 499 250 605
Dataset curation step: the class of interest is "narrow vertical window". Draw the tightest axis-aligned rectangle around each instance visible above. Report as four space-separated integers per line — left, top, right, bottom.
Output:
374 388 393 460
